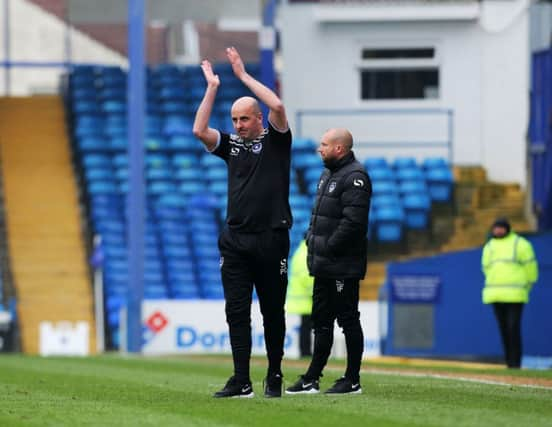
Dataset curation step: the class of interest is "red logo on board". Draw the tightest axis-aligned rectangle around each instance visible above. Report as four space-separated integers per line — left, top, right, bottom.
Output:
146 311 169 333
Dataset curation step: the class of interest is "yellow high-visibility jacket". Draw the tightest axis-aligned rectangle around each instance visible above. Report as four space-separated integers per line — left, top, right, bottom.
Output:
481 232 538 304
286 240 313 315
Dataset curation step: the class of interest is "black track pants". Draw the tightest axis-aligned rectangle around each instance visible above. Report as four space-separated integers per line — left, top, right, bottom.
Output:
493 302 524 368
218 227 289 382
305 277 364 382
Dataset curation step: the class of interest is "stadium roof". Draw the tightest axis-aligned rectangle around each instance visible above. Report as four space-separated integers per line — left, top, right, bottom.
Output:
67 0 263 24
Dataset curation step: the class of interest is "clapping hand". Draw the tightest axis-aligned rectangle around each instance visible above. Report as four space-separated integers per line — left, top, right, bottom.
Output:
201 60 220 88
226 47 246 80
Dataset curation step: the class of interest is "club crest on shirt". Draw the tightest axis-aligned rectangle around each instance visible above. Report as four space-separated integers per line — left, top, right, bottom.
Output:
251 142 263 154
328 181 337 193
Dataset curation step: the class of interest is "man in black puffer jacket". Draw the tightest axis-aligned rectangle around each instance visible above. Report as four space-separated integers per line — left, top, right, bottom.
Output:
286 128 371 396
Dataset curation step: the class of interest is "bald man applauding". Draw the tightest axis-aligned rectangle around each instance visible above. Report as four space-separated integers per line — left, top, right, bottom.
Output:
193 47 292 399
286 128 372 396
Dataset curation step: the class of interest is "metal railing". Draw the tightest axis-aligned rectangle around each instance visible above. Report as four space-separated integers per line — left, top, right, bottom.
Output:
295 108 454 163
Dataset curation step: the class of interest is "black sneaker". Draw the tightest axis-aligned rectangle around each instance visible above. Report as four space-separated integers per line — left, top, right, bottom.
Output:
285 375 320 395
264 372 283 398
324 376 362 395
213 376 254 398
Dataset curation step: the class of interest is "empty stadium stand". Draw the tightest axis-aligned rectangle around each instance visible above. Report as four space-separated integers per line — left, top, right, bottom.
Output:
64 64 462 348
0 96 96 354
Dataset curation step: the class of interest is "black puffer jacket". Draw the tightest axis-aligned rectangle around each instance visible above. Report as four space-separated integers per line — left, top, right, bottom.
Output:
306 152 371 279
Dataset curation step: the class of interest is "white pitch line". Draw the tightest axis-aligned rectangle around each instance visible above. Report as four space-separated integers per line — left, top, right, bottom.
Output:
360 368 552 391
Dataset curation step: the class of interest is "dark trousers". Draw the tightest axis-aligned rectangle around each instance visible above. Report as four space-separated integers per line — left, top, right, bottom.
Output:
218 227 289 382
493 303 524 368
299 314 312 357
305 277 364 382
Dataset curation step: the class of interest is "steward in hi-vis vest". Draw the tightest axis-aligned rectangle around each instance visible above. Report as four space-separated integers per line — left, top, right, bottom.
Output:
480 218 538 368
481 228 538 304
286 239 314 357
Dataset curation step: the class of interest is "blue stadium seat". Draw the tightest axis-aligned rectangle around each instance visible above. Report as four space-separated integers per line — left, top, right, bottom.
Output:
207 181 227 197
174 168 200 182
372 181 399 197
164 245 193 259
73 100 101 115
74 120 103 142
112 153 128 168
292 138 317 153
392 157 417 170
160 101 188 115
426 167 454 202
159 86 187 101
110 137 127 150
146 153 170 169
303 167 324 183
100 87 125 101
206 167 227 182
163 115 193 136
364 157 389 171
306 180 319 196
172 153 198 169
369 167 396 183
72 88 97 102
179 181 206 197
77 136 108 152
82 153 111 169
372 206 405 242
168 135 199 151
398 180 428 197
147 168 173 181
88 180 119 195
200 154 226 168
101 100 126 114
403 193 431 229
372 194 402 210
144 135 166 150
170 284 201 299
147 180 177 195
293 153 320 170
155 193 188 208
422 157 449 170
85 168 114 182
154 205 183 221
396 167 425 183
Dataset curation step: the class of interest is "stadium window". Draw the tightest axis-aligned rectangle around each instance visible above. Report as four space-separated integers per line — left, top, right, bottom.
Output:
358 46 440 100
361 69 439 100
362 48 435 60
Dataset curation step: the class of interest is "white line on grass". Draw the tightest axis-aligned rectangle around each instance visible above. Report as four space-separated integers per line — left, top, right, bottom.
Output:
360 368 552 391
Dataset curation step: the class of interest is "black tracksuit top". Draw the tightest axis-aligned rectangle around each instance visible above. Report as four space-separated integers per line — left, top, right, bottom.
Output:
213 123 293 232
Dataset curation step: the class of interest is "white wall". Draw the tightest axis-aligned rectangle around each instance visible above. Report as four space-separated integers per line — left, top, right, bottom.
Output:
279 1 530 187
0 0 126 95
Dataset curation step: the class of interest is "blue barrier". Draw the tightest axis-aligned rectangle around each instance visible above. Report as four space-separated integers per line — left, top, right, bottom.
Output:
382 231 552 359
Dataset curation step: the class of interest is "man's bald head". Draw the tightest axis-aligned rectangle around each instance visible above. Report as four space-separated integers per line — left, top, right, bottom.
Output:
231 96 261 115
318 128 354 164
325 128 353 152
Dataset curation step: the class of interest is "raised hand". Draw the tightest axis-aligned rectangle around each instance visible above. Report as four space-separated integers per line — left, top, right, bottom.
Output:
226 47 246 80
201 60 220 88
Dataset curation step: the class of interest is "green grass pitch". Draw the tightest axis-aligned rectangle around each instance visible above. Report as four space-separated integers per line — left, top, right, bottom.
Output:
1 354 551 426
